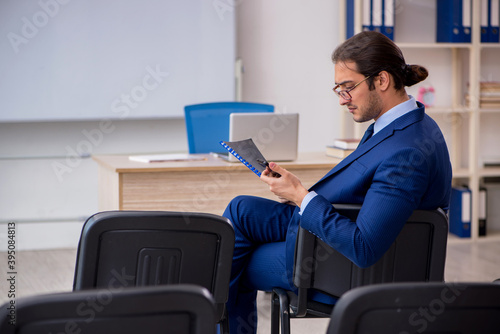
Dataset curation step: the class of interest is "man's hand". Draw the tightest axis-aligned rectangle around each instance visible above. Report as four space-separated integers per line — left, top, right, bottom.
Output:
261 162 309 207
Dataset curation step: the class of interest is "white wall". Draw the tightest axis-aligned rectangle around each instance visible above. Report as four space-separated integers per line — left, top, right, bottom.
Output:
236 0 341 153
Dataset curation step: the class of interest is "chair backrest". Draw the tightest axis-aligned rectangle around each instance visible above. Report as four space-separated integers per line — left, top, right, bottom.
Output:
0 284 217 334
73 211 234 322
327 282 500 334
184 101 274 153
293 205 448 314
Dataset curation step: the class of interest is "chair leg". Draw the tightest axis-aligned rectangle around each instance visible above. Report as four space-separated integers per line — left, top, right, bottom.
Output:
220 316 230 334
271 290 280 334
219 306 230 334
271 288 290 334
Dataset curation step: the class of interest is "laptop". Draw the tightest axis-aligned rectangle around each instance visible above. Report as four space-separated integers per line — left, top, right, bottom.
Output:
224 113 299 162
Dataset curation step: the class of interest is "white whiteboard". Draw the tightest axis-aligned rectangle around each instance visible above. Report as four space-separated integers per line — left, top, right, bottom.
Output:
0 0 235 121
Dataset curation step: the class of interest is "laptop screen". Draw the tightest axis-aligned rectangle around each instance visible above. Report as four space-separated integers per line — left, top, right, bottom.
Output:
228 113 299 161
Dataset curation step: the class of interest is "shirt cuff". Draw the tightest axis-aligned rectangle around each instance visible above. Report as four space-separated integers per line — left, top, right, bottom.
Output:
299 191 317 215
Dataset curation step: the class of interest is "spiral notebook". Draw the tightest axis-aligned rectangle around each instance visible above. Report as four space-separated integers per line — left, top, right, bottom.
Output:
219 138 270 177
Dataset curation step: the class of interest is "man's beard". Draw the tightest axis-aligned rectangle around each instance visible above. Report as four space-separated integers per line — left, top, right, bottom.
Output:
352 90 383 123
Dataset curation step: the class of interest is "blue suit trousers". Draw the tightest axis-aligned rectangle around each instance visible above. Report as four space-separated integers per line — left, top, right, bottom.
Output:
223 195 298 334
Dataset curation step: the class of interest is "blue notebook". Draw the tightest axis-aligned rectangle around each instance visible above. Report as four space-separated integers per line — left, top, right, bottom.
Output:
219 138 280 177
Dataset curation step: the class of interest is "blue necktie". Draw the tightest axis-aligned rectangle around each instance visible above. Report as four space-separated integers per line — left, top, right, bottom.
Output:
358 123 375 146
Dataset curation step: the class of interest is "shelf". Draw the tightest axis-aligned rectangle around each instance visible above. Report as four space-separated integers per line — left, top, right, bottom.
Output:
452 168 500 179
480 44 500 49
429 108 500 114
479 108 500 113
397 42 472 49
452 168 470 178
426 106 470 114
479 167 500 178
397 43 500 50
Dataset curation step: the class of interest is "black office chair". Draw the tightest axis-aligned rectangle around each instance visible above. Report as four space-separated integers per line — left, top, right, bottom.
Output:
327 282 500 333
0 284 217 334
271 204 449 334
73 211 234 334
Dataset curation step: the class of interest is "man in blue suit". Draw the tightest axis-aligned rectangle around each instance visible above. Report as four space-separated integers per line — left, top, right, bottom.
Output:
223 31 452 333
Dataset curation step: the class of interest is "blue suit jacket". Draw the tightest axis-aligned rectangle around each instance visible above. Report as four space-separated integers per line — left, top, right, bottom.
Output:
285 103 452 274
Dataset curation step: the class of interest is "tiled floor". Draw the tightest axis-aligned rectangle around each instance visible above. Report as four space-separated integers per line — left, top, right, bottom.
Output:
1 237 500 333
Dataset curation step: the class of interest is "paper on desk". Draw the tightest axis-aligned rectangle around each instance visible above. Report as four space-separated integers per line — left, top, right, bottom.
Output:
129 153 207 163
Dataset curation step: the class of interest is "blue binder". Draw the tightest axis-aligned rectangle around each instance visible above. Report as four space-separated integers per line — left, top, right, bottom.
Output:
436 0 472 43
372 0 383 34
449 186 472 238
382 0 395 40
479 187 487 236
346 0 355 38
489 0 499 42
481 0 499 42
481 0 490 42
345 0 394 40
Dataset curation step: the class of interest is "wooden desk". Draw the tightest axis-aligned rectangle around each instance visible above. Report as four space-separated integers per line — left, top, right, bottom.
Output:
93 153 339 216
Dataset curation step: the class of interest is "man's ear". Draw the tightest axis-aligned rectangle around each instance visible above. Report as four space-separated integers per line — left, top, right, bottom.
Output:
377 71 391 91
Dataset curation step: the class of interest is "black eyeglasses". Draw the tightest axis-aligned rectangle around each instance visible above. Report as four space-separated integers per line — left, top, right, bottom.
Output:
332 75 372 101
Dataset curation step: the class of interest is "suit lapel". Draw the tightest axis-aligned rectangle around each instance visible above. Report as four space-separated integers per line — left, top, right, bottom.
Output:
312 105 426 188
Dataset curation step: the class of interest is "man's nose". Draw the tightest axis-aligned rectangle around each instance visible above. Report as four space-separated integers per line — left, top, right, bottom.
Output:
339 96 350 105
